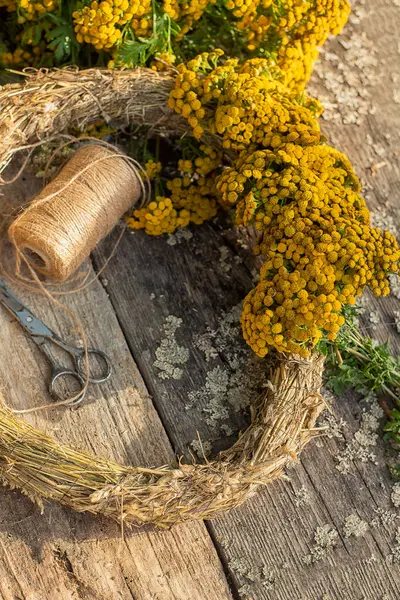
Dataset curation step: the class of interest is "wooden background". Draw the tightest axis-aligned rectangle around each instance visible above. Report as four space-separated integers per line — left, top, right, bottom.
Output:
0 0 399 597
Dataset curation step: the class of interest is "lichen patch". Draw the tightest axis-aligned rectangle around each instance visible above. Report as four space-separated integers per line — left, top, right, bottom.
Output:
343 514 369 538
153 315 190 380
303 524 339 565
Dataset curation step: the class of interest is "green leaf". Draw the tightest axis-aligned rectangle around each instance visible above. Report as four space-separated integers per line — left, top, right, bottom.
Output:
45 20 78 64
116 40 150 67
21 24 43 47
116 4 179 68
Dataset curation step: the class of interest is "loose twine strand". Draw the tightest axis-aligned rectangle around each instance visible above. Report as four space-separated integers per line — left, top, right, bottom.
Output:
2 141 149 413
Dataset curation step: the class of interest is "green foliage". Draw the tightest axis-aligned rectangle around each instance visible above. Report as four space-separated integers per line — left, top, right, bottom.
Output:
45 14 79 64
0 0 81 67
177 0 250 61
318 304 400 455
384 410 400 447
115 8 179 67
319 306 400 398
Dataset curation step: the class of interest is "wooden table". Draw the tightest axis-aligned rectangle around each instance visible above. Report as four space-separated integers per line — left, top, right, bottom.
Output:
0 0 399 597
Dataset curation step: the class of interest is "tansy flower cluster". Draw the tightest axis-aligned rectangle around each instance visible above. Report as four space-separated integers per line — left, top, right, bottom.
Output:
168 49 227 139
225 0 350 91
178 144 223 175
73 0 152 50
162 0 350 91
0 20 53 67
169 50 322 147
164 51 400 356
144 159 162 180
74 120 116 139
211 70 322 151
216 144 399 357
163 0 217 40
1 0 350 84
127 175 218 235
2 0 58 22
0 47 34 67
277 0 351 91
0 0 57 67
150 51 177 72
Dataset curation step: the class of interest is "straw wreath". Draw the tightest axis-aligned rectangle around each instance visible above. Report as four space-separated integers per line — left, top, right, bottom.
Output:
0 68 184 176
0 355 324 527
0 67 326 526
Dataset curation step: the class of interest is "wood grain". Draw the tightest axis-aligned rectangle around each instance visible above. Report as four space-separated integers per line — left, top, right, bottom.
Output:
0 174 233 600
94 0 400 596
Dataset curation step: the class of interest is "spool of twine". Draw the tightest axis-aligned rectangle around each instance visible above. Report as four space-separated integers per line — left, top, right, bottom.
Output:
8 144 144 281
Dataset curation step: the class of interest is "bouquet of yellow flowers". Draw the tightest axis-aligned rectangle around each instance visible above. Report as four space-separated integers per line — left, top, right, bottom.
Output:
1 0 349 94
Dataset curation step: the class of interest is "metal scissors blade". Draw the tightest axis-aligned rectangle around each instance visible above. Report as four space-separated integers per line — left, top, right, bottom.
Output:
0 279 55 338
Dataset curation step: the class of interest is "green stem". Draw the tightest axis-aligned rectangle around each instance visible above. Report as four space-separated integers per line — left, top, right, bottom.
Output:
345 344 400 381
382 385 399 402
152 0 157 33
345 347 369 362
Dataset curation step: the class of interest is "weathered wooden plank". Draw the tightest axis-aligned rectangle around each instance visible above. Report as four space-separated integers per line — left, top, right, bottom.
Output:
95 222 255 457
95 0 400 594
95 222 400 600
0 173 233 599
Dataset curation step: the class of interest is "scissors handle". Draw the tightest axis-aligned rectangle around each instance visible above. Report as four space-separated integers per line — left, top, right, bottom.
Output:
46 334 112 384
49 367 86 407
39 341 86 406
73 346 112 384
0 279 112 407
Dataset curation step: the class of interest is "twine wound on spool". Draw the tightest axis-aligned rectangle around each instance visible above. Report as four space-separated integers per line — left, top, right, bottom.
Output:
8 144 145 281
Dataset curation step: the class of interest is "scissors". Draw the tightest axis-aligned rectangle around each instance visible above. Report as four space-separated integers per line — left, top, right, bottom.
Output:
0 279 112 407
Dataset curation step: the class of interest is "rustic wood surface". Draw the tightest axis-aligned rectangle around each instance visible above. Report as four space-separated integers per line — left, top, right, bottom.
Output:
0 0 399 597
0 176 233 599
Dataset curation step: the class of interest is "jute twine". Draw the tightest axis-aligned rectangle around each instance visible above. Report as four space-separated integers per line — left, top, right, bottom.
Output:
0 67 328 526
8 144 145 281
